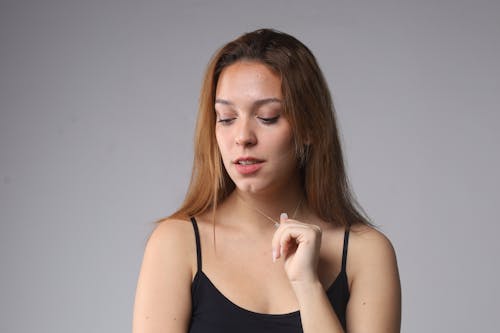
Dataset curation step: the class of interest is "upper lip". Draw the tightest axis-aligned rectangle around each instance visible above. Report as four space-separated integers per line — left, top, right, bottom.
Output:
233 156 264 164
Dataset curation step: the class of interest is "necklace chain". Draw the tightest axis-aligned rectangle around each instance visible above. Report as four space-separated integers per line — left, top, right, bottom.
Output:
237 195 303 228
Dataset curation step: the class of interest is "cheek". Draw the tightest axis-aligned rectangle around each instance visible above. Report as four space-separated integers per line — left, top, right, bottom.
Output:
274 129 294 153
264 132 295 163
215 129 230 159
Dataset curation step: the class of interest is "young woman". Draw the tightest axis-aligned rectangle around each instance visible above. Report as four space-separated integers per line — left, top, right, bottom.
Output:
133 29 401 333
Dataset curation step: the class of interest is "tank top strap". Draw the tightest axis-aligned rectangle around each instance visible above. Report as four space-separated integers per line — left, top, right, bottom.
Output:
341 228 350 273
190 217 202 272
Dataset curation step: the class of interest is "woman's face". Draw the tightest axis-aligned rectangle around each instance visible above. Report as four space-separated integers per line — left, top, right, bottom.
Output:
215 61 299 194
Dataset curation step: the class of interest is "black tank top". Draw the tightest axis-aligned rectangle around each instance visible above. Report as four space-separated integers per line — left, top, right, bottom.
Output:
188 217 350 332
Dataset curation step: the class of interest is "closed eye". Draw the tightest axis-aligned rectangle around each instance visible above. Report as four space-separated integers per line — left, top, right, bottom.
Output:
258 115 280 124
217 118 235 125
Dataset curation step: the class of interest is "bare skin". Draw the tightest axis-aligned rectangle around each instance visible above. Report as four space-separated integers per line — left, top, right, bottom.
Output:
132 61 401 332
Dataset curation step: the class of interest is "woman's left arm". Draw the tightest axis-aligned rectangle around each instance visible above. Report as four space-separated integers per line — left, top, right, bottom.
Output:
344 227 401 332
272 215 401 333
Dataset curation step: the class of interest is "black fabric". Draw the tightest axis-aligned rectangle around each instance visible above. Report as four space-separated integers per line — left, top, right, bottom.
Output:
191 217 203 272
188 217 349 332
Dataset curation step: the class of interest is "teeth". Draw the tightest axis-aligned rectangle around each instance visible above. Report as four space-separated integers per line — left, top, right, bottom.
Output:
238 160 258 165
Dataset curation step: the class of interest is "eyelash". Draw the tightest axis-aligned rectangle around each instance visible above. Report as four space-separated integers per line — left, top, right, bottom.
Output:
216 115 280 126
258 116 280 124
217 118 235 125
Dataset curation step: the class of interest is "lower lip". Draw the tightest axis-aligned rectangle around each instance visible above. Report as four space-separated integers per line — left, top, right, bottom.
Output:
234 162 263 175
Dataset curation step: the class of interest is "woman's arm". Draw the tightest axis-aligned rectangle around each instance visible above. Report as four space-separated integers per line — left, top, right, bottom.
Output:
345 227 401 332
132 220 195 333
273 217 401 333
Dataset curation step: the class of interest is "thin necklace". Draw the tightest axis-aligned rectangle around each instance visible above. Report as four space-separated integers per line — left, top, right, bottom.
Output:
236 195 303 228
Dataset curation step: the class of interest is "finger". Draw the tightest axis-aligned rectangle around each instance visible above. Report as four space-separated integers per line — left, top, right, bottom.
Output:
280 212 288 222
280 231 295 259
276 224 313 260
271 212 288 262
279 225 311 257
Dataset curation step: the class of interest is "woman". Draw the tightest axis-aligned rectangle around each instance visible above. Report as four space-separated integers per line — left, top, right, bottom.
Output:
133 29 401 332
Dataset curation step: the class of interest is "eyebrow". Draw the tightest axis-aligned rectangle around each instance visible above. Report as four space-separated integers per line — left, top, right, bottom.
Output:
215 97 283 108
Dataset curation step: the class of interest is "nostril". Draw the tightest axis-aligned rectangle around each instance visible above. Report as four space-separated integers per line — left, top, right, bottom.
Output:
235 135 256 146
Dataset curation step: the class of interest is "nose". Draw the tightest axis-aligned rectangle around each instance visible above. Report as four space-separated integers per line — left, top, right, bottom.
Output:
235 119 257 147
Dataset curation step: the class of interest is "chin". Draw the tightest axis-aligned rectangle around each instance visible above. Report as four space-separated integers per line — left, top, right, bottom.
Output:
233 179 268 194
235 182 262 194
235 178 288 196
228 169 297 195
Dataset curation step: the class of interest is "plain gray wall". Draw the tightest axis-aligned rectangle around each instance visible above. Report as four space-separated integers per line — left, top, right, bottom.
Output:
1 0 499 332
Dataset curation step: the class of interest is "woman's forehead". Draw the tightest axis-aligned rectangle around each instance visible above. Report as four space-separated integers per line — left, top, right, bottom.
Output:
215 61 282 104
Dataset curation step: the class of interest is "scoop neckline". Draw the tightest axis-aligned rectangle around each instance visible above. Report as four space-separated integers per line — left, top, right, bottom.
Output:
193 269 343 318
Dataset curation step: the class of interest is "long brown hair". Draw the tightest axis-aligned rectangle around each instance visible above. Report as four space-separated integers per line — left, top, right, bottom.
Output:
168 29 370 227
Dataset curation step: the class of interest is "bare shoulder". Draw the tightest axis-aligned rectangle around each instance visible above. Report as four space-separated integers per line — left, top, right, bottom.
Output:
345 223 401 332
149 217 194 245
146 218 198 277
133 218 196 332
348 224 398 274
150 217 194 239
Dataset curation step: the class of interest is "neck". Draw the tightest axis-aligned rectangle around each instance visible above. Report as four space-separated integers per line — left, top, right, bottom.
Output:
229 184 306 227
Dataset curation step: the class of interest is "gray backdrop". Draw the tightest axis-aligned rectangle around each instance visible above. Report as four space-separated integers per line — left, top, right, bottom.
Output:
1 0 499 332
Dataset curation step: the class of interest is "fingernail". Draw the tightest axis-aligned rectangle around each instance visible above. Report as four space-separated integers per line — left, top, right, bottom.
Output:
272 249 276 263
280 213 288 220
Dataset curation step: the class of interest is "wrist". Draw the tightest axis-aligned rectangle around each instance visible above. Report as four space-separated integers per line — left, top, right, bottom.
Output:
290 278 324 299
